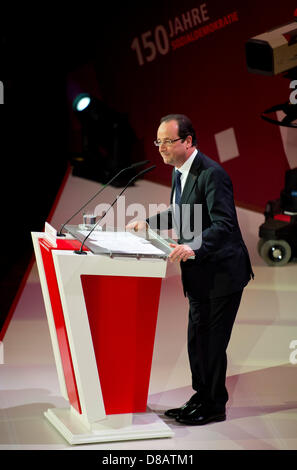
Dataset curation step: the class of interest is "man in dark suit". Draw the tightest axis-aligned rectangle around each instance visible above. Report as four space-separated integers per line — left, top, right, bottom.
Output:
127 114 253 425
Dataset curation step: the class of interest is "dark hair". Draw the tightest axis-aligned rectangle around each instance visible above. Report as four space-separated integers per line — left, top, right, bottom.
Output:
160 114 197 146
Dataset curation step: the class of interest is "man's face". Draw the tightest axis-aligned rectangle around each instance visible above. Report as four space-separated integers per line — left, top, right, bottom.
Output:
156 120 192 168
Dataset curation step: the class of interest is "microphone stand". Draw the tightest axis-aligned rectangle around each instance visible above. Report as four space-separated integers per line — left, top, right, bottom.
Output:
57 160 149 237
74 165 156 254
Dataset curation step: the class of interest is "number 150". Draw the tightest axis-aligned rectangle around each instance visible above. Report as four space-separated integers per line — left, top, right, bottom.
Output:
131 27 170 66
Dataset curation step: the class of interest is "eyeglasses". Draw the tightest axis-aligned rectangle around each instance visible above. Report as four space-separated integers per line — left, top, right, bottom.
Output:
153 138 183 147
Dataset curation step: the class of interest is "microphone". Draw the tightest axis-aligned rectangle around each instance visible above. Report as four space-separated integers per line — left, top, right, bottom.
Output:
57 160 150 236
74 164 156 254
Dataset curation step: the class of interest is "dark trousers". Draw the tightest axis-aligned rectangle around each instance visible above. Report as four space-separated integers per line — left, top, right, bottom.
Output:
187 290 243 411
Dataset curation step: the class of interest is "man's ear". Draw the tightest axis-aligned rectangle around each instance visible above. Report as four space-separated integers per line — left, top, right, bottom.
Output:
186 135 193 147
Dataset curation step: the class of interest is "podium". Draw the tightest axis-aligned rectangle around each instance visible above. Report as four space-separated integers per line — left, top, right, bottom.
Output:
31 224 174 445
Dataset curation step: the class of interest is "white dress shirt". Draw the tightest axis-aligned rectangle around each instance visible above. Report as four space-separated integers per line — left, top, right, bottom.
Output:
173 148 198 206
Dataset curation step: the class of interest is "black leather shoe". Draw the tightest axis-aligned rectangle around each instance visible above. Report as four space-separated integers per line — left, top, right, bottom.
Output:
175 405 226 425
164 393 201 419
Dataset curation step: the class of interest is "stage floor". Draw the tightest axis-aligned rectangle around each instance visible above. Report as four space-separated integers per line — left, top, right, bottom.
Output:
1 173 297 451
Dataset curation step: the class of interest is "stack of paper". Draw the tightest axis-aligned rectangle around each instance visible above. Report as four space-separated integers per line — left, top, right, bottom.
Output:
78 231 164 255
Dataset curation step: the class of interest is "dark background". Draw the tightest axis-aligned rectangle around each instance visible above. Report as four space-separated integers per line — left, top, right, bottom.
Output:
1 1 296 336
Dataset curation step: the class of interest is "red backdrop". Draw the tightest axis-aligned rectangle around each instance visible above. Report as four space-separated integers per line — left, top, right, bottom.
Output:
67 0 297 211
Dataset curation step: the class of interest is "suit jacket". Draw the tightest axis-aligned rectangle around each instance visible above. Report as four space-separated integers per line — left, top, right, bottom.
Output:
148 150 254 299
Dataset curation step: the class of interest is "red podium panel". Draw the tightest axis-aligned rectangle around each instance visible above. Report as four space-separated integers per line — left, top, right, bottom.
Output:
39 237 84 414
81 274 162 415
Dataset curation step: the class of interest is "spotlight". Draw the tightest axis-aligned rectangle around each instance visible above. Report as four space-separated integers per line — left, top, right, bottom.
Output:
71 93 137 185
73 93 91 112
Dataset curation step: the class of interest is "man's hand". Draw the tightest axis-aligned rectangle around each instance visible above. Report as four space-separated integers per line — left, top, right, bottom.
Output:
169 243 195 262
126 220 148 232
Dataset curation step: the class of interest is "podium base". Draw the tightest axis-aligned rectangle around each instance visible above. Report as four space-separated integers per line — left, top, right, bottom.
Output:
44 408 174 445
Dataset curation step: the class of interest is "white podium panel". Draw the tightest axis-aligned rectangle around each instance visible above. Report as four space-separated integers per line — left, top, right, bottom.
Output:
45 408 173 445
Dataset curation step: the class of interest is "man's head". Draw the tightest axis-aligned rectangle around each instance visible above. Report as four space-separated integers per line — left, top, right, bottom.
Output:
156 114 197 168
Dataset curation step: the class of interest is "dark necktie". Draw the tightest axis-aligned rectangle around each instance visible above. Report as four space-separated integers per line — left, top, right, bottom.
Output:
175 170 182 206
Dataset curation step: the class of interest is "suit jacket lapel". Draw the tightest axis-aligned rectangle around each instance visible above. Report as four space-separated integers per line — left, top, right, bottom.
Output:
180 152 201 205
